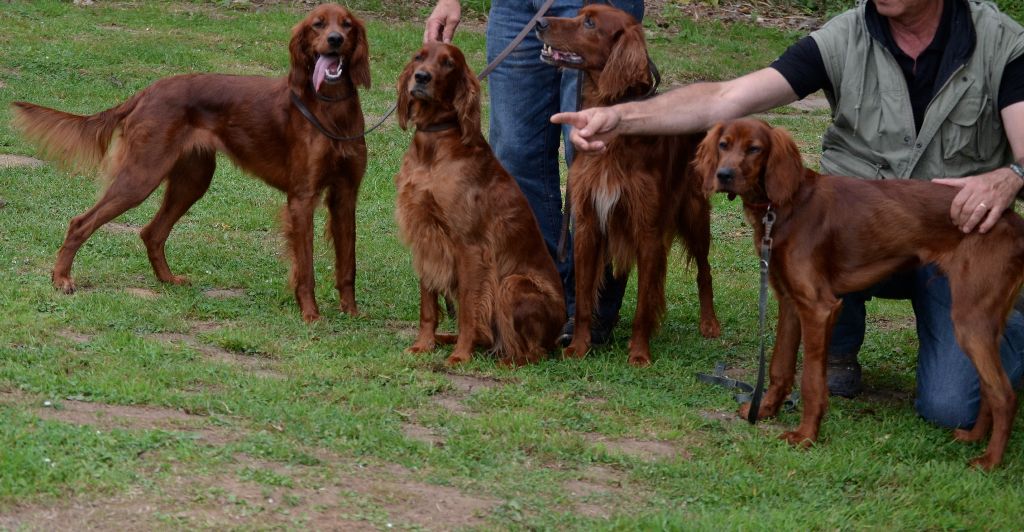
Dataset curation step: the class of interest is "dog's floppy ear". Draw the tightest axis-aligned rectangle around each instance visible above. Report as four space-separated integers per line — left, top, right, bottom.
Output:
597 24 650 102
288 18 314 95
694 123 724 198
348 15 372 89
765 126 805 206
396 60 414 130
454 61 481 144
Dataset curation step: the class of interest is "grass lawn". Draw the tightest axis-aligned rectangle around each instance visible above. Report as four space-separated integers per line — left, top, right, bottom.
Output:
1 0 1022 529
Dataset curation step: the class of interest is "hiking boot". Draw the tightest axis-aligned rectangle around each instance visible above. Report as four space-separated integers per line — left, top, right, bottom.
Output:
827 353 863 398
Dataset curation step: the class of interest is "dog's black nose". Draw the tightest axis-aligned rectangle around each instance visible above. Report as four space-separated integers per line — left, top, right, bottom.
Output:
327 32 343 48
536 18 549 32
414 70 432 84
716 168 734 182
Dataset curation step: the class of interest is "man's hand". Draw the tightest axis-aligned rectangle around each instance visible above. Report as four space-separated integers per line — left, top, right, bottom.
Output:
934 169 1023 233
550 106 623 152
424 0 462 43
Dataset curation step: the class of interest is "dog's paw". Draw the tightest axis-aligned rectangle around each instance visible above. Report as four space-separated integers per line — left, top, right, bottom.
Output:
779 431 815 448
627 352 651 367
953 427 986 443
969 452 1000 471
562 344 587 359
445 352 472 366
699 317 721 338
53 276 76 294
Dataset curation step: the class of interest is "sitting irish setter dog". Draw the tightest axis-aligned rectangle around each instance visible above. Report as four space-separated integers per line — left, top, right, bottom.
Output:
394 42 565 366
697 118 1024 470
10 4 370 322
537 4 720 366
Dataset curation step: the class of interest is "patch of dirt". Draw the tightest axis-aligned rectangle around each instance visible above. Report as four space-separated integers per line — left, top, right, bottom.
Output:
188 320 224 334
583 433 689 461
202 288 246 299
57 329 93 344
670 0 824 32
0 391 237 446
0 452 498 531
146 332 284 380
446 373 503 394
0 154 44 169
868 314 916 332
401 422 445 447
124 287 160 300
102 222 141 235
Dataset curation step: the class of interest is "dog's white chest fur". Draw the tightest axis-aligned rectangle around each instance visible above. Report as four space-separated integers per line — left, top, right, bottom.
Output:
592 173 621 234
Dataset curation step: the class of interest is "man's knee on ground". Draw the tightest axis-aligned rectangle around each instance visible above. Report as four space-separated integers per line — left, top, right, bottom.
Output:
915 393 977 429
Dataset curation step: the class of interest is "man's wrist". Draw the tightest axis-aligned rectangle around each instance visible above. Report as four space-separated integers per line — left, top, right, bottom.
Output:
1010 160 1024 199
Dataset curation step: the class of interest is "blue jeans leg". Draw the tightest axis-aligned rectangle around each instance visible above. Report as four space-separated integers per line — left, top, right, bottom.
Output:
486 0 643 325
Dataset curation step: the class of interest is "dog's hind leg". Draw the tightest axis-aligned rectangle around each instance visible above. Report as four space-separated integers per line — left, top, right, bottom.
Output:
140 151 215 285
53 152 171 293
677 192 721 338
497 275 563 366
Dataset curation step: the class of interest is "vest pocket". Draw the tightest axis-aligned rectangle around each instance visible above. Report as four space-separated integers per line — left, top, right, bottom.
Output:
940 92 997 162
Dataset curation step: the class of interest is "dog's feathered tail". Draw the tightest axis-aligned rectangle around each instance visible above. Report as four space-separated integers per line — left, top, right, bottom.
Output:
10 92 142 175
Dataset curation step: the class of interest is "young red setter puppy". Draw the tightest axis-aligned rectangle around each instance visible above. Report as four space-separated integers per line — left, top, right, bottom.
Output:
537 5 720 366
697 118 1024 469
394 42 566 366
10 4 370 322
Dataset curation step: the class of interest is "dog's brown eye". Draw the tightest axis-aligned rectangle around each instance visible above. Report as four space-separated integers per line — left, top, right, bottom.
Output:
442 58 455 68
583 16 595 29
342 19 352 28
718 140 728 150
415 53 425 62
747 146 762 154
312 19 325 29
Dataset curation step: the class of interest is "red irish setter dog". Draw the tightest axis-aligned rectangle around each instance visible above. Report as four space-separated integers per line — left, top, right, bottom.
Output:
537 5 721 366
696 118 1024 469
394 42 566 366
10 4 370 322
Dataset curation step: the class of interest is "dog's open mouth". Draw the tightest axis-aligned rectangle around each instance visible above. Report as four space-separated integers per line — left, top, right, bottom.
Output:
313 54 344 93
540 44 583 66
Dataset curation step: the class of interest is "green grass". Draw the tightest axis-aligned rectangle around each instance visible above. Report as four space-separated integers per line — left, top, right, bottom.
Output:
1 1 1023 530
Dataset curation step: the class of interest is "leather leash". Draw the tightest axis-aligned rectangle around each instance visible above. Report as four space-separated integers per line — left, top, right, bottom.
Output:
294 0 558 142
696 207 798 422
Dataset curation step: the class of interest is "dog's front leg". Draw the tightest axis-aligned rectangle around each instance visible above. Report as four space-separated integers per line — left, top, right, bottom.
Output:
739 295 801 421
447 254 488 366
565 210 603 359
782 297 842 446
408 280 447 354
285 192 320 322
326 174 361 317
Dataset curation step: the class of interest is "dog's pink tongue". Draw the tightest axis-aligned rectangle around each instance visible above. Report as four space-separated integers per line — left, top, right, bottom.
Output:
313 55 339 93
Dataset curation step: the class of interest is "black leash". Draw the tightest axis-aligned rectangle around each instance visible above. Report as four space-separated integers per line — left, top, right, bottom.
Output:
696 207 798 422
290 91 393 142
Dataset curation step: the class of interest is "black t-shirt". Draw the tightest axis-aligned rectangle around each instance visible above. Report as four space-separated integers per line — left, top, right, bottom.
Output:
770 0 1024 132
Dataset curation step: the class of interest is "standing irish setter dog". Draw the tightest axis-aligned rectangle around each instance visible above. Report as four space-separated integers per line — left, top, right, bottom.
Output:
537 5 721 366
697 118 1024 469
394 42 565 366
10 4 370 322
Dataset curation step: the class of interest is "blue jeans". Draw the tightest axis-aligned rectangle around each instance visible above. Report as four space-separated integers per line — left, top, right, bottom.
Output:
829 264 1024 428
486 0 645 322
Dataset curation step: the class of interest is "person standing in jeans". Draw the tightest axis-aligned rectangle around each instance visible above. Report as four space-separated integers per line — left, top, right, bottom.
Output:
424 0 646 347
